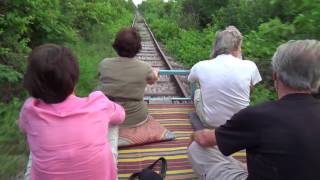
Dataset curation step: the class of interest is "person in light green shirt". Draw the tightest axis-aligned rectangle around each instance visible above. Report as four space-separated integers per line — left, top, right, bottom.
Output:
97 27 159 127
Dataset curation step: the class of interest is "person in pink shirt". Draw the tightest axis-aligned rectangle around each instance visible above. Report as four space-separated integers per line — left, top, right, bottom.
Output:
19 43 125 180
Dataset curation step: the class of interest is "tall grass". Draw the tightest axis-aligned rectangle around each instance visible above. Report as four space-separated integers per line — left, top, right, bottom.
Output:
72 33 117 97
0 99 27 179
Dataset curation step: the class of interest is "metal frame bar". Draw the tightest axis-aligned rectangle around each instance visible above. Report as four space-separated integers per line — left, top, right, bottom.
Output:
158 69 190 75
144 97 192 101
144 70 196 101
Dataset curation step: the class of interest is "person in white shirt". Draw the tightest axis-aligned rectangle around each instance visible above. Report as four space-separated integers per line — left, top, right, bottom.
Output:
188 26 262 128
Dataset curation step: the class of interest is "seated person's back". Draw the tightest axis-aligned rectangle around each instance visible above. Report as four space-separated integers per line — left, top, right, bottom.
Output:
188 26 261 127
97 27 158 127
19 44 125 180
189 54 261 127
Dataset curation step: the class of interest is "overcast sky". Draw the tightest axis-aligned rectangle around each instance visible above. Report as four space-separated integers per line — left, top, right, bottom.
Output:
132 0 143 5
132 0 168 6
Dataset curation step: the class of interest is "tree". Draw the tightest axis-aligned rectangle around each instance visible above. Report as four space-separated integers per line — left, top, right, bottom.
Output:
182 0 229 27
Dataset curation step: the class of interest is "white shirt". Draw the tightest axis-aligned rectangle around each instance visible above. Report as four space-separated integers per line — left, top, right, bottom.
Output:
188 54 262 127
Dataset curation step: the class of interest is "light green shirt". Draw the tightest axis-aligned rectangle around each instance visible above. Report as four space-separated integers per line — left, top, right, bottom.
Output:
97 57 153 127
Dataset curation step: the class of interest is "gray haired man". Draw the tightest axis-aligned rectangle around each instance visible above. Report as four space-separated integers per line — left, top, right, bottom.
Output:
188 40 320 180
188 26 261 129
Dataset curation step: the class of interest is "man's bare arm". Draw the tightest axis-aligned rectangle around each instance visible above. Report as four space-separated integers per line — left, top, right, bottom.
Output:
192 129 217 147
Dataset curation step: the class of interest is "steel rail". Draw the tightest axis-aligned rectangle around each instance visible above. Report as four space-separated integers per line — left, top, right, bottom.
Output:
131 13 137 27
141 18 189 98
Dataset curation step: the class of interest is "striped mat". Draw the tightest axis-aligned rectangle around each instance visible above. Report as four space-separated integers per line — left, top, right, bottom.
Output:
117 104 246 180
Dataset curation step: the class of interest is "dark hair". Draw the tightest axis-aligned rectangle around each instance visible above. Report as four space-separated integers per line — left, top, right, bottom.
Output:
24 43 79 104
112 27 141 58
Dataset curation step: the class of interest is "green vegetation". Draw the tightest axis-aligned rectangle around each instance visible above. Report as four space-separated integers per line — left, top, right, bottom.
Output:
139 0 320 104
1 0 319 178
0 0 134 178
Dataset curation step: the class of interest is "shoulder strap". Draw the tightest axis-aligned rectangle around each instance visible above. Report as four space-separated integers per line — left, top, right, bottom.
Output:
129 157 167 179
147 157 167 178
129 172 141 180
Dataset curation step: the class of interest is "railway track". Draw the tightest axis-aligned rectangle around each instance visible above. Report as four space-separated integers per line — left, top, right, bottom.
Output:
132 14 191 103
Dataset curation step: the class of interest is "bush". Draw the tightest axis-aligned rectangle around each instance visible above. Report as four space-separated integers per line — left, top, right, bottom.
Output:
148 18 180 42
250 84 277 105
166 28 214 67
243 18 295 60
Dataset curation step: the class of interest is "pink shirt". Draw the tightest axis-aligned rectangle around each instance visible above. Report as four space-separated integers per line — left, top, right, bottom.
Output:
19 91 125 180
